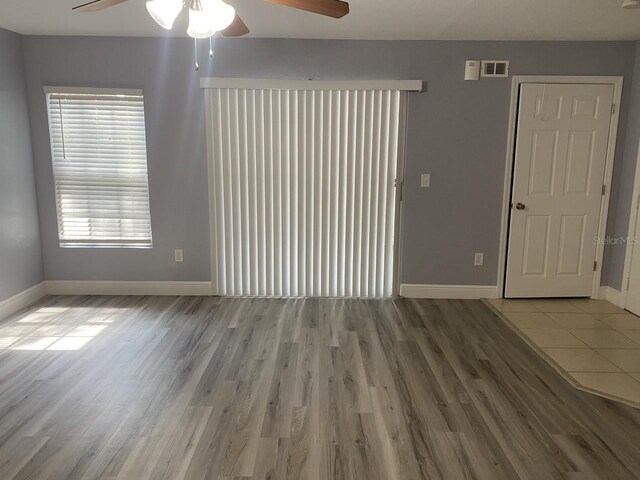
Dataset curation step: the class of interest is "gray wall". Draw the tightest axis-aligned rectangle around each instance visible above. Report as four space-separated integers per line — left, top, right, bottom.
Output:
0 28 43 301
24 36 211 281
22 36 637 287
602 44 640 291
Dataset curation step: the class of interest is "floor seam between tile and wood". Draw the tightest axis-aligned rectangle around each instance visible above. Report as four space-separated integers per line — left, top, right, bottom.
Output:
484 297 640 408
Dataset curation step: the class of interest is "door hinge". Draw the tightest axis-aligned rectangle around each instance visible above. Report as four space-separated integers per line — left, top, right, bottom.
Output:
611 103 616 115
593 260 598 272
602 184 606 196
627 277 631 291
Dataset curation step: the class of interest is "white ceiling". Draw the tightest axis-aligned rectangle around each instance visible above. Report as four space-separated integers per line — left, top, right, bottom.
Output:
1 0 640 40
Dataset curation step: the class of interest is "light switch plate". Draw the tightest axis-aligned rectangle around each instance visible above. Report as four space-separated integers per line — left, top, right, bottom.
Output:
174 249 184 262
421 174 431 188
474 253 484 266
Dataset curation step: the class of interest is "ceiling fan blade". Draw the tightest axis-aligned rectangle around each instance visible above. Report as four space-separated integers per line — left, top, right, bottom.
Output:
266 0 349 18
72 0 129 12
221 14 250 37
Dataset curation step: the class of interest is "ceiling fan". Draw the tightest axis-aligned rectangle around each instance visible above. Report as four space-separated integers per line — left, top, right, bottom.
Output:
71 0 350 38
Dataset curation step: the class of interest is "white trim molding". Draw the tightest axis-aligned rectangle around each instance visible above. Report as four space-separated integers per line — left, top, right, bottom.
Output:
497 76 624 300
200 78 424 92
598 286 625 308
0 283 47 321
45 281 213 296
43 86 143 96
400 284 500 299
620 137 640 310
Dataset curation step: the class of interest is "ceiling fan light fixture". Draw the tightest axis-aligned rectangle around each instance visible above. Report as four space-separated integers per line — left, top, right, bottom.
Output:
187 0 216 38
202 0 236 32
622 0 640 8
146 0 183 29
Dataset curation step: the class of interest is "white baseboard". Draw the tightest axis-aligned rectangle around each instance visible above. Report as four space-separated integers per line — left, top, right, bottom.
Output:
0 282 47 321
598 286 625 308
45 281 213 296
400 283 500 299
5 281 623 305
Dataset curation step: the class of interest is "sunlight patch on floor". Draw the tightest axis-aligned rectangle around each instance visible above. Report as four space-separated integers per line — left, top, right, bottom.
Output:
1 306 112 351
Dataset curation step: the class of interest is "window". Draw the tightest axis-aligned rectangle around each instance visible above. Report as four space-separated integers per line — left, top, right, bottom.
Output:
45 87 152 248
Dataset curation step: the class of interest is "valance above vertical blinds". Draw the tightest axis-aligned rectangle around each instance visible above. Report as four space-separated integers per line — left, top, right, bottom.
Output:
45 88 153 247
204 83 409 298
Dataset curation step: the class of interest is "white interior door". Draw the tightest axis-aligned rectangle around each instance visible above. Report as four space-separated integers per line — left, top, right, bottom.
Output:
505 83 614 298
625 203 640 315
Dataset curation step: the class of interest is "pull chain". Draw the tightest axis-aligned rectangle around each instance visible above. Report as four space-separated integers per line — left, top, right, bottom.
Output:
194 38 199 71
209 37 214 58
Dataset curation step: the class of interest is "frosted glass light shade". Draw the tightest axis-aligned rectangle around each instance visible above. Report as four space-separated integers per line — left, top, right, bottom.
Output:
202 0 236 31
622 0 640 8
187 6 215 38
146 0 183 29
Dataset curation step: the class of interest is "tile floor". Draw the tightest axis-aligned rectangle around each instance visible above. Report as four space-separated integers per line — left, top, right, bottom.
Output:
486 297 640 407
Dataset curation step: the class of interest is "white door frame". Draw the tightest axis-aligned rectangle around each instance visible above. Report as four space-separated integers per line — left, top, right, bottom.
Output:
392 92 409 296
497 75 624 299
620 138 640 307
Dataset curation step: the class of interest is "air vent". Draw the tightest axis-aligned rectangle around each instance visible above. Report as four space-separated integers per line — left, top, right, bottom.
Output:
481 60 510 78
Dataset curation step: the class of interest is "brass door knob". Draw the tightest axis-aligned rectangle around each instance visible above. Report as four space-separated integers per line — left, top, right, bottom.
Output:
515 202 526 210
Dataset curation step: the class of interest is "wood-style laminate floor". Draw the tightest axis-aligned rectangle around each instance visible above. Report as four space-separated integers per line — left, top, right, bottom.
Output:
1 295 640 480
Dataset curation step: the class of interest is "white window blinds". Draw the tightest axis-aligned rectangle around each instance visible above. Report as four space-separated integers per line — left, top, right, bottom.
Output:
205 87 406 298
45 88 152 247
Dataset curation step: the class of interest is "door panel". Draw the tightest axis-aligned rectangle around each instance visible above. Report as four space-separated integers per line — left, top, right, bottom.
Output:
556 215 585 275
505 83 614 298
529 131 558 195
522 215 550 276
564 132 595 194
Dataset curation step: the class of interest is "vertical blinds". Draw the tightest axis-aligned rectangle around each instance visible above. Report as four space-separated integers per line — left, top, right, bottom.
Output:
205 87 405 298
46 89 152 247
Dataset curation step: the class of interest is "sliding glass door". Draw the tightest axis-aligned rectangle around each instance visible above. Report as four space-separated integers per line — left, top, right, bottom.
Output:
204 85 406 298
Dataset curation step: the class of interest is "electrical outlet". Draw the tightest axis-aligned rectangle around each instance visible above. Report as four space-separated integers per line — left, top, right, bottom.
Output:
474 253 484 266
174 249 184 262
421 173 431 188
